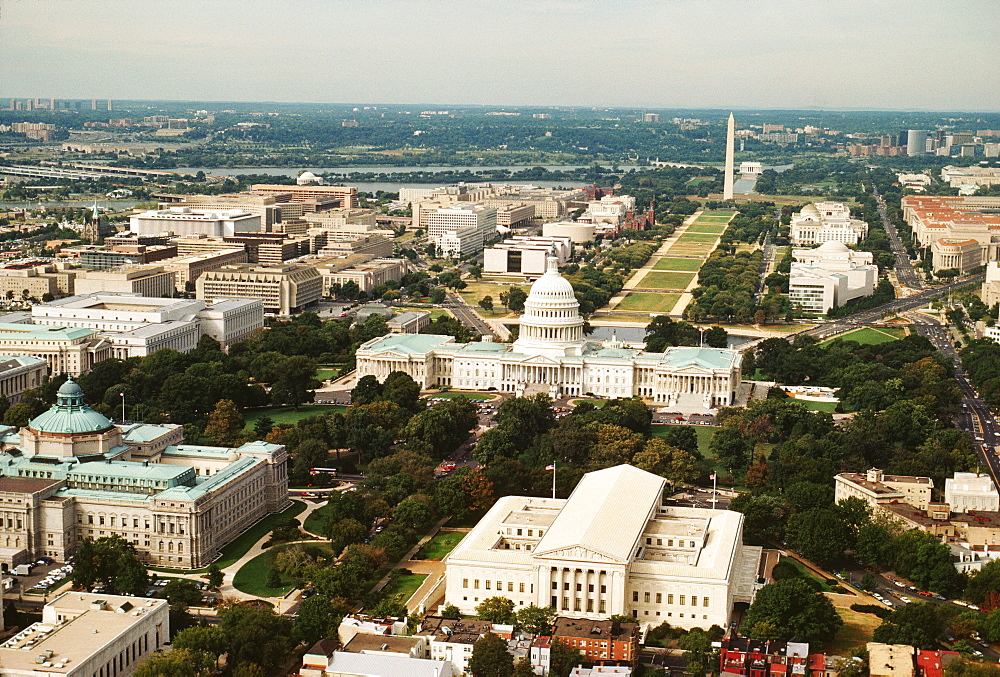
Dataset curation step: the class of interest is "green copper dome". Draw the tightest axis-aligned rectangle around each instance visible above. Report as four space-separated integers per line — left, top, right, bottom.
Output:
28 376 115 434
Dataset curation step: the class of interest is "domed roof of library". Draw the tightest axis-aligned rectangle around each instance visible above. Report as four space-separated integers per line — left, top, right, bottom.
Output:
28 377 114 434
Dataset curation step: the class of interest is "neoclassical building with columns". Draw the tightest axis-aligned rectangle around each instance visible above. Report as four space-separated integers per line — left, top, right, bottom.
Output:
356 253 742 409
0 378 288 569
444 465 765 630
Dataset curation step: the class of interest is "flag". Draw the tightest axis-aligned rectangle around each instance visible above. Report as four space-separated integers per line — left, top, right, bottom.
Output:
546 464 556 471
709 473 716 480
119 392 124 397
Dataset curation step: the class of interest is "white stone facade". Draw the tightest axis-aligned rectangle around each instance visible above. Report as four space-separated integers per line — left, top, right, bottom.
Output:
356 255 742 409
789 202 869 246
946 472 1000 513
444 465 763 630
787 241 878 314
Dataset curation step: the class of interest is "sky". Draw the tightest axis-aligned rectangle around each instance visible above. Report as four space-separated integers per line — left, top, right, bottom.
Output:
1 0 998 111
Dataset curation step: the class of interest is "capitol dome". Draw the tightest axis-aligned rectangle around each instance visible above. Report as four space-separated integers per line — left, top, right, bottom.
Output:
512 252 586 358
28 376 115 435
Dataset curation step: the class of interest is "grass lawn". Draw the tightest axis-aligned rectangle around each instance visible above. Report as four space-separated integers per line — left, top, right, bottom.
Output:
780 556 835 592
667 244 715 256
379 571 428 607
676 233 721 243
151 501 307 574
637 271 696 290
316 369 338 381
398 305 452 320
654 257 704 272
458 281 531 307
651 424 717 457
244 404 347 429
427 391 498 401
826 607 881 655
615 293 681 313
416 531 465 560
819 327 904 346
795 399 839 412
233 550 297 597
685 224 728 234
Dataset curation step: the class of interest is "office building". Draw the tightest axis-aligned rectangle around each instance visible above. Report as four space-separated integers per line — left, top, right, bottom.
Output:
579 195 637 226
834 468 934 511
903 195 1000 271
316 233 394 259
417 616 512 675
0 356 47 404
945 472 999 513
789 202 869 246
197 263 322 315
0 378 288 568
298 648 453 677
251 183 359 208
0 592 168 677
315 257 411 294
982 262 1000 308
787 241 878 314
932 238 981 274
30 294 264 357
484 236 573 276
443 464 764 630
130 207 261 238
907 130 930 156
496 203 535 228
158 248 248 291
486 187 589 219
552 617 639 667
428 204 498 257
358 254 742 407
0 324 111 375
74 266 176 298
0 262 76 300
940 166 1000 188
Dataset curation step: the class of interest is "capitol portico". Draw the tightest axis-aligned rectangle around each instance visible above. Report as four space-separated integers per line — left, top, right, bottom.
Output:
356 253 742 409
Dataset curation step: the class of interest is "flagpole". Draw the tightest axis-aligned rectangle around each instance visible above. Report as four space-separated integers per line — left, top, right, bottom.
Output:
552 462 556 500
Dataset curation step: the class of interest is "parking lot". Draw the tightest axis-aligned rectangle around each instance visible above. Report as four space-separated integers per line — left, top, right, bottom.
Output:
3 558 74 597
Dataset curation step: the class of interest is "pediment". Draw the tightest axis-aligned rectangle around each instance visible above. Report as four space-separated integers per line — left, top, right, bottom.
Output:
531 545 622 564
518 354 560 365
668 364 713 374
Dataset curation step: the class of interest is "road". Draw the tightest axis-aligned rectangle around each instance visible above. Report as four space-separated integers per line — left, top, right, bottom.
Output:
444 292 496 338
871 182 924 291
908 314 1000 489
799 275 984 340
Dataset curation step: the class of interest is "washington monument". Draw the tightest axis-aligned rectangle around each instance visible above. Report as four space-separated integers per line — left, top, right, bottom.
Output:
723 112 735 200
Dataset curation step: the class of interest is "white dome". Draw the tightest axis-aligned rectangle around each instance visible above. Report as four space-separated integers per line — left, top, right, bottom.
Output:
527 261 577 301
296 171 322 185
816 240 851 252
512 254 586 358
801 203 820 215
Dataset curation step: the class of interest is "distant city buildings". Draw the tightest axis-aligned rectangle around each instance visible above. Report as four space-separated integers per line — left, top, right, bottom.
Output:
196 263 323 315
902 195 1000 272
427 204 498 257
483 236 573 276
787 241 878 314
789 202 869 246
941 165 1000 188
130 207 261 238
834 469 934 511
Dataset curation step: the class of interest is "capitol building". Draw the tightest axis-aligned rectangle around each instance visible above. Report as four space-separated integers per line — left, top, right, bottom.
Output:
356 253 742 408
0 379 288 569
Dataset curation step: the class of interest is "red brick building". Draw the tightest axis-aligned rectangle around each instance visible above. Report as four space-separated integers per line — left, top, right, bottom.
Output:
552 617 639 667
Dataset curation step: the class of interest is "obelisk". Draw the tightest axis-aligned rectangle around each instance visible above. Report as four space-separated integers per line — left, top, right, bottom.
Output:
723 112 735 200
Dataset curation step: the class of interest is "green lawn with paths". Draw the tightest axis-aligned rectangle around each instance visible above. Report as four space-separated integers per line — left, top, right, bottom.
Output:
637 271 696 290
685 224 728 233
151 500 307 574
654 257 703 271
616 293 681 313
676 233 721 243
416 531 465 560
244 404 346 430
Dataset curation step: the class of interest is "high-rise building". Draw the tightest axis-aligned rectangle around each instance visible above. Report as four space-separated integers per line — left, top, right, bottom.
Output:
907 130 929 156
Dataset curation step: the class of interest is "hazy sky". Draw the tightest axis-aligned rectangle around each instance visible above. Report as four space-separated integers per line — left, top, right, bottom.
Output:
2 0 998 110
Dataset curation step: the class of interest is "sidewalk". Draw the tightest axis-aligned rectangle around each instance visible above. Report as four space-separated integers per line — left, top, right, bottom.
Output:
368 517 450 597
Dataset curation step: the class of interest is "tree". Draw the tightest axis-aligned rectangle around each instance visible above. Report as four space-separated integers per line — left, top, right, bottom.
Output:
633 437 701 485
270 356 319 409
206 563 223 589
294 595 345 645
328 518 369 554
429 287 447 304
218 604 295 673
476 596 516 625
134 648 215 677
172 626 228 669
499 287 527 312
441 603 462 619
203 399 244 446
515 604 555 635
72 535 149 595
253 414 275 440
163 579 202 607
785 507 850 567
479 295 494 313
469 632 514 677
744 579 843 644
266 567 282 589
873 602 947 649
679 627 717 675
549 637 583 677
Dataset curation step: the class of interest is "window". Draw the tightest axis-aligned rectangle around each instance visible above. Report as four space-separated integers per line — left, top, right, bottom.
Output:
668 594 674 604
599 600 606 613
644 592 650 603
589 584 595 593
656 593 662 604
508 582 514 592
496 581 501 591
691 596 697 606
576 583 582 592
632 591 639 602
600 585 607 594
564 582 570 591
474 579 479 589
520 583 525 593
463 579 468 588
552 582 558 590
680 595 686 605
657 538 662 545
646 538 652 545
587 600 594 612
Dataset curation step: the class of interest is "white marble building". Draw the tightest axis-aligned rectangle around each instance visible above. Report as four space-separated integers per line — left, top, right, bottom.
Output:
444 465 764 630
790 202 869 246
356 254 742 409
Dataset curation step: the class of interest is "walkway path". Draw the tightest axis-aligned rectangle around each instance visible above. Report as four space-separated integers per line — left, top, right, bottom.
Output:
368 517 450 599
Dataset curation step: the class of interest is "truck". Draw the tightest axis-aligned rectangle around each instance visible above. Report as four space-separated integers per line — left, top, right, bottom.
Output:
13 564 31 576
